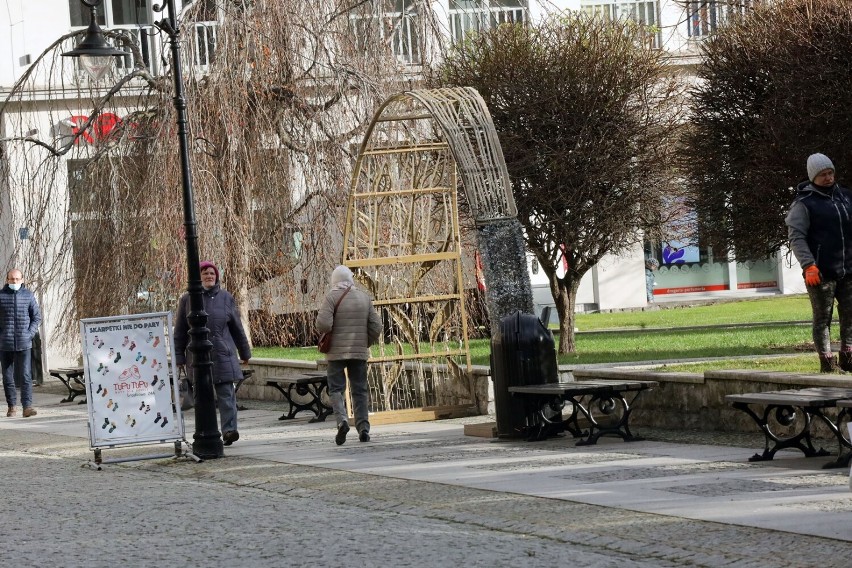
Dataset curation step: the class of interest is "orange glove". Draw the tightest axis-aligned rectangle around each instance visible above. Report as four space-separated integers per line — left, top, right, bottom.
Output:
804 265 822 287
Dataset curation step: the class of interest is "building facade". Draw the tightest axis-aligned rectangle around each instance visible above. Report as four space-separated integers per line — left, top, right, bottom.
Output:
1 0 800 366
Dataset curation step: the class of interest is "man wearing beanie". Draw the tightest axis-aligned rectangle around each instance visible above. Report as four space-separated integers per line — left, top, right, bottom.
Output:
786 153 852 372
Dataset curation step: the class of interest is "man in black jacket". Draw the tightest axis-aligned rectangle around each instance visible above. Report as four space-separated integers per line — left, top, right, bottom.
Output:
786 153 852 372
0 269 42 417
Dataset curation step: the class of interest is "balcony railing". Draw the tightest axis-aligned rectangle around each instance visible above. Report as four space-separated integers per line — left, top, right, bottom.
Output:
349 5 527 66
448 6 526 44
686 0 754 38
349 10 422 65
582 1 662 49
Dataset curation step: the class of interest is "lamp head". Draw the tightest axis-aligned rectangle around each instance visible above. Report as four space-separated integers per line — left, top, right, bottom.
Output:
62 0 126 81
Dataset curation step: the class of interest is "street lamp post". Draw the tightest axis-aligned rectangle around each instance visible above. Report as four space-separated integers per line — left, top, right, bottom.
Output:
63 0 223 459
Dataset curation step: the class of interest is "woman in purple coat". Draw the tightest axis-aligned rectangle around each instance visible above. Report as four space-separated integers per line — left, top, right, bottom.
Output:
174 261 251 445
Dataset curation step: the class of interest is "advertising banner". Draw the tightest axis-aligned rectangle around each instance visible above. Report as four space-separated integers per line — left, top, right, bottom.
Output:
81 312 184 448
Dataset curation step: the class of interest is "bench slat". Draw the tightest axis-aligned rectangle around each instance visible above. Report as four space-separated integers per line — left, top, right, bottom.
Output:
726 391 844 407
509 380 657 396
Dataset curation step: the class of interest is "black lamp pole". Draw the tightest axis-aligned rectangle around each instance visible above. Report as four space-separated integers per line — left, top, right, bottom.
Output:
64 0 223 459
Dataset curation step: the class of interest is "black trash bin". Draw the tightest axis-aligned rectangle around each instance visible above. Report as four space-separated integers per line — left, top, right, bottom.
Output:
491 310 558 438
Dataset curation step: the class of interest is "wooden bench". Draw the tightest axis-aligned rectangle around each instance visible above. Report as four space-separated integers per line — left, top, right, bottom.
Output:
266 372 332 423
508 379 658 445
49 367 87 404
726 387 852 468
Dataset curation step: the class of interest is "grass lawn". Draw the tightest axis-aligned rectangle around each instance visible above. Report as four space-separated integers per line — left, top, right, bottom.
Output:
573 295 812 330
253 294 821 371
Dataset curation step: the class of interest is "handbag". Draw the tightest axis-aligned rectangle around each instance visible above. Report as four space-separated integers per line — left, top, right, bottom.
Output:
318 285 352 353
178 367 194 411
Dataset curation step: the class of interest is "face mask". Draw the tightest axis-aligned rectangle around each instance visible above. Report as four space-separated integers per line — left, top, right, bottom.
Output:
8 283 21 291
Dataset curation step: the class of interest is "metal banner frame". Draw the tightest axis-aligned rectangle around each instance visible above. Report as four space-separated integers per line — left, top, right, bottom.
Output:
80 311 197 467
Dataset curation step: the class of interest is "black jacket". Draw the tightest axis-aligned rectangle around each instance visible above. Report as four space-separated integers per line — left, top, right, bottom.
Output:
786 181 852 280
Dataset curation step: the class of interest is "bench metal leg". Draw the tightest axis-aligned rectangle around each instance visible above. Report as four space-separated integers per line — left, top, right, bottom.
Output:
731 402 831 462
51 374 87 404
573 391 645 446
268 382 332 422
516 395 585 442
815 408 852 469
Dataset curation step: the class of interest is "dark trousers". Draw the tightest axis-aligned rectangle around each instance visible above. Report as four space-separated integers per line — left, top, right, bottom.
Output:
807 275 852 353
326 359 370 433
2 349 33 408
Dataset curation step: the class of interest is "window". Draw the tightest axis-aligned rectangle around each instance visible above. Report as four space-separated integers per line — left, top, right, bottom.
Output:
69 1 105 26
582 1 661 48
686 0 755 39
69 1 150 26
68 0 218 77
449 0 527 44
349 0 422 65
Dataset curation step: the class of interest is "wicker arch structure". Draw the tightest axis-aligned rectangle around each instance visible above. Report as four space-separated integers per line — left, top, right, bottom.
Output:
344 87 533 415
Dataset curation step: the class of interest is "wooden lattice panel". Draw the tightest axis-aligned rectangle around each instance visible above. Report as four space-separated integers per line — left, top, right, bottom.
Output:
345 87 517 415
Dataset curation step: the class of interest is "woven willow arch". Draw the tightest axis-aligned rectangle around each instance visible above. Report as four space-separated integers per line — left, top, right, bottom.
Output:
343 87 528 416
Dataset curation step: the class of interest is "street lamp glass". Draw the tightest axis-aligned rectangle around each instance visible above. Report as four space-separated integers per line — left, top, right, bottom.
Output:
79 54 113 81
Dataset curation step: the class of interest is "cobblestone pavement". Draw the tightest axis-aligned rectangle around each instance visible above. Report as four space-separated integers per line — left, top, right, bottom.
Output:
2 389 851 567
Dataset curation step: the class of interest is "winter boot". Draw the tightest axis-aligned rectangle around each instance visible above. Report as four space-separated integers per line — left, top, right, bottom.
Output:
840 351 852 373
819 353 839 373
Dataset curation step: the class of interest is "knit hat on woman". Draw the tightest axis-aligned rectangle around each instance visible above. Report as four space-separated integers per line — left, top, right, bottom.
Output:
199 261 219 283
330 265 354 286
807 153 834 182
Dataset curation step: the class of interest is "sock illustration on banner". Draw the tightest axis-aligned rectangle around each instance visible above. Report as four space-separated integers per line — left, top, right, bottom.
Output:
102 417 110 429
160 417 168 428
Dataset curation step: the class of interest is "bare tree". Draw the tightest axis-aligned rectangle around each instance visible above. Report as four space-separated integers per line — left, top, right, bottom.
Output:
1 0 446 353
682 0 852 261
436 15 685 354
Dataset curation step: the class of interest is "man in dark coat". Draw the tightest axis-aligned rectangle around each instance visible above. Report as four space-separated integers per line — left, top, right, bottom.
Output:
786 153 852 372
1 269 42 417
174 261 251 445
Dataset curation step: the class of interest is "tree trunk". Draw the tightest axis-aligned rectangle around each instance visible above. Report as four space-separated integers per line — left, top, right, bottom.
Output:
552 275 580 354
